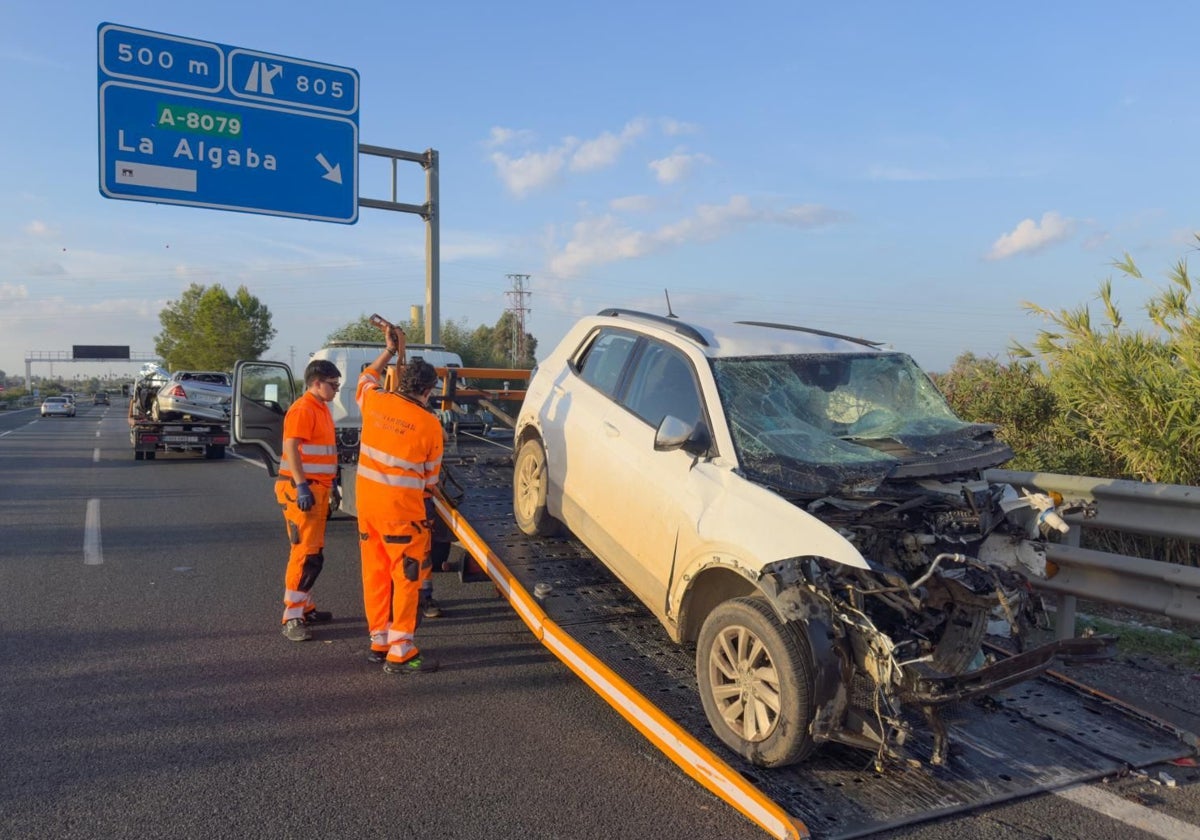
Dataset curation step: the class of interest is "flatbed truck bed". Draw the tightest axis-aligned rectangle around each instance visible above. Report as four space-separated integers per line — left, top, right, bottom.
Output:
434 445 1197 839
128 401 230 461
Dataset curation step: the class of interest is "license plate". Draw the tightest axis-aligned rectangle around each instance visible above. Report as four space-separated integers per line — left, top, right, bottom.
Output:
164 435 199 443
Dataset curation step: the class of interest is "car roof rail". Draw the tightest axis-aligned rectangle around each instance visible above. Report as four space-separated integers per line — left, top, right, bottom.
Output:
734 320 884 348
595 308 710 346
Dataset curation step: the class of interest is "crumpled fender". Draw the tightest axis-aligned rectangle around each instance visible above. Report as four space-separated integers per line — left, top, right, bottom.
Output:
679 461 869 579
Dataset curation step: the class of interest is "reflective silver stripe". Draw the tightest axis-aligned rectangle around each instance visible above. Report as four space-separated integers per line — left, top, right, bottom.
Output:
285 588 308 601
300 444 337 455
357 465 426 489
424 475 439 487
360 443 426 473
387 630 415 644
425 457 442 472
304 463 337 474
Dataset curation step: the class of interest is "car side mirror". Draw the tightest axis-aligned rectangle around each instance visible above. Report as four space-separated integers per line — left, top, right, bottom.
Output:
654 415 711 456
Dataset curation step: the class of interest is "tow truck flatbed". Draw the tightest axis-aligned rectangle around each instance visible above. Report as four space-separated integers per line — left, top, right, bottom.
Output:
436 450 1196 839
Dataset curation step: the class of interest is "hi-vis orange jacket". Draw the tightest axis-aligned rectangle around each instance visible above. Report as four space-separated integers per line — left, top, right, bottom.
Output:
279 391 337 486
355 369 443 517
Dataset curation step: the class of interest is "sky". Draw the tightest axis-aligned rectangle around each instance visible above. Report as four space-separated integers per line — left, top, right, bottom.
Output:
2 1 1199 384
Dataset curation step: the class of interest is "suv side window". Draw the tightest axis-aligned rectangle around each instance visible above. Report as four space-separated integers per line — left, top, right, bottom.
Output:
622 341 703 429
575 329 638 398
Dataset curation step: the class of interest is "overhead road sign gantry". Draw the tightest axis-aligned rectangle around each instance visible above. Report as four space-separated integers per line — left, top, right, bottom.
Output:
97 22 359 224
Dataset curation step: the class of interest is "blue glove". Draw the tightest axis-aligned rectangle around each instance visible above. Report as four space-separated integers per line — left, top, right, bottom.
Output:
295 482 315 512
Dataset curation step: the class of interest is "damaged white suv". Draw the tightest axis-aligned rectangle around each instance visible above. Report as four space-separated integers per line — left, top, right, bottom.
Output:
513 308 1107 769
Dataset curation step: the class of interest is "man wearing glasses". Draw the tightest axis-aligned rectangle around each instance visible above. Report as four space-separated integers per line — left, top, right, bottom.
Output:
277 359 341 642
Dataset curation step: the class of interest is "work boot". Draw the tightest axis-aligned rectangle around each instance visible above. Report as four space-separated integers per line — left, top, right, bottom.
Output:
366 649 387 664
303 609 333 624
282 618 312 642
383 655 439 675
419 592 442 619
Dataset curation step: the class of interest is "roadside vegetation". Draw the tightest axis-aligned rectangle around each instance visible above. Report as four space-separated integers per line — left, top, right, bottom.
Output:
1078 613 1200 668
933 244 1200 566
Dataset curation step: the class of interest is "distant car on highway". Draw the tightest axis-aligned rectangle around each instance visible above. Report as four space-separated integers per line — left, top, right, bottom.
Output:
94 391 110 406
41 396 76 417
151 371 232 422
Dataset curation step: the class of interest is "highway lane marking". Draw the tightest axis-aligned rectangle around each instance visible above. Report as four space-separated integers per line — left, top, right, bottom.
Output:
1056 784 1199 838
84 499 103 566
93 448 100 463
95 429 101 437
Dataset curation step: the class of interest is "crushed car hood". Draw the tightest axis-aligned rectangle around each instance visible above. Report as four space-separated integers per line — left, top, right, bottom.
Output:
738 420 1014 499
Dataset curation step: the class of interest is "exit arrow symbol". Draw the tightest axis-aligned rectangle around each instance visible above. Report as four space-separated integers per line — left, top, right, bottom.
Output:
315 153 342 185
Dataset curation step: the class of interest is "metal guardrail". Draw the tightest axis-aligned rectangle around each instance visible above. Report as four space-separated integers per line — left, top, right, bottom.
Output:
984 469 1200 633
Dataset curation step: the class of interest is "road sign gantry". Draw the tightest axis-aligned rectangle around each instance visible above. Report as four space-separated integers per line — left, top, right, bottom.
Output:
97 23 359 224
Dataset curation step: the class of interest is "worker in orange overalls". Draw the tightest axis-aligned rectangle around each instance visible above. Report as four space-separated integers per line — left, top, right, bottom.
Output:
277 359 341 642
357 322 444 674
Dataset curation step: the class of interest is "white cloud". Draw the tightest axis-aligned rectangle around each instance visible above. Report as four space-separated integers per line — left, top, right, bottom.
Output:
23 220 51 236
649 148 713 184
548 195 841 277
609 194 655 213
986 211 1074 260
487 119 655 195
484 126 536 149
0 283 29 302
490 144 575 197
570 119 648 172
660 117 700 136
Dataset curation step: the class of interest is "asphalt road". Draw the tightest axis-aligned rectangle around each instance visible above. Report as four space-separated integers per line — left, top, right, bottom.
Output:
2 404 1199 840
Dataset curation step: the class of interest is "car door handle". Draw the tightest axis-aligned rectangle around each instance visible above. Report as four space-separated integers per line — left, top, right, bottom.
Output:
603 421 620 438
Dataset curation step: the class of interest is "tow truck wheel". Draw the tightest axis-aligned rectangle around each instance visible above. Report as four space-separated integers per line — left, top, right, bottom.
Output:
696 596 817 768
513 438 560 537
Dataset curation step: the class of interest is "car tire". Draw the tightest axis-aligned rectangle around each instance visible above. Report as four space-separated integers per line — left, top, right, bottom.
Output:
513 437 560 537
696 596 817 768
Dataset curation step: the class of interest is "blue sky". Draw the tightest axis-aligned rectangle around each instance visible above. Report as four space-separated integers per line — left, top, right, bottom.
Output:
2 1 1198 383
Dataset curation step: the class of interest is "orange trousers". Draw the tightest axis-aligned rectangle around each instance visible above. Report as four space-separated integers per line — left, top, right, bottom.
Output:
275 480 331 623
358 494 432 664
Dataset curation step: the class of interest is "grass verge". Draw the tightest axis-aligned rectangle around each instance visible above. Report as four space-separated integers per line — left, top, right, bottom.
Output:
1078 615 1200 669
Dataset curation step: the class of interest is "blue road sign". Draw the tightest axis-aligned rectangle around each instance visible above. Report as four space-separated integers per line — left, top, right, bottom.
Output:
98 23 359 224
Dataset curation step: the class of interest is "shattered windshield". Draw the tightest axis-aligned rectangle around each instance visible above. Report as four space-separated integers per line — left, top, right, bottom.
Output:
712 353 982 495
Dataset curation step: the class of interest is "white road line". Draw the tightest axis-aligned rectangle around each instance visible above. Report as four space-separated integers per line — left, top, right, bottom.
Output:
93 448 100 463
95 429 101 438
84 498 103 566
1056 784 1200 839
229 450 266 469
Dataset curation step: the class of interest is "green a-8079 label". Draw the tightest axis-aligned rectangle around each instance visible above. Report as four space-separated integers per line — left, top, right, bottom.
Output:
157 103 242 138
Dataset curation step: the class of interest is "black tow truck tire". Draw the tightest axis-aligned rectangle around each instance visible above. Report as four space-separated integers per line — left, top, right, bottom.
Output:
696 596 818 768
512 437 560 537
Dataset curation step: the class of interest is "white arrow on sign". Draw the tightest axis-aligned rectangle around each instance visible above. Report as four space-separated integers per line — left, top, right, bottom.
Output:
315 153 342 185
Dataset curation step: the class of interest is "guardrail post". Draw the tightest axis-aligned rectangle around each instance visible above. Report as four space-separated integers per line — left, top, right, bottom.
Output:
1054 526 1081 640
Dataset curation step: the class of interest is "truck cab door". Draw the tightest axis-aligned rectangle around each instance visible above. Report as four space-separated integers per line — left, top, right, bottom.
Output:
231 360 295 476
